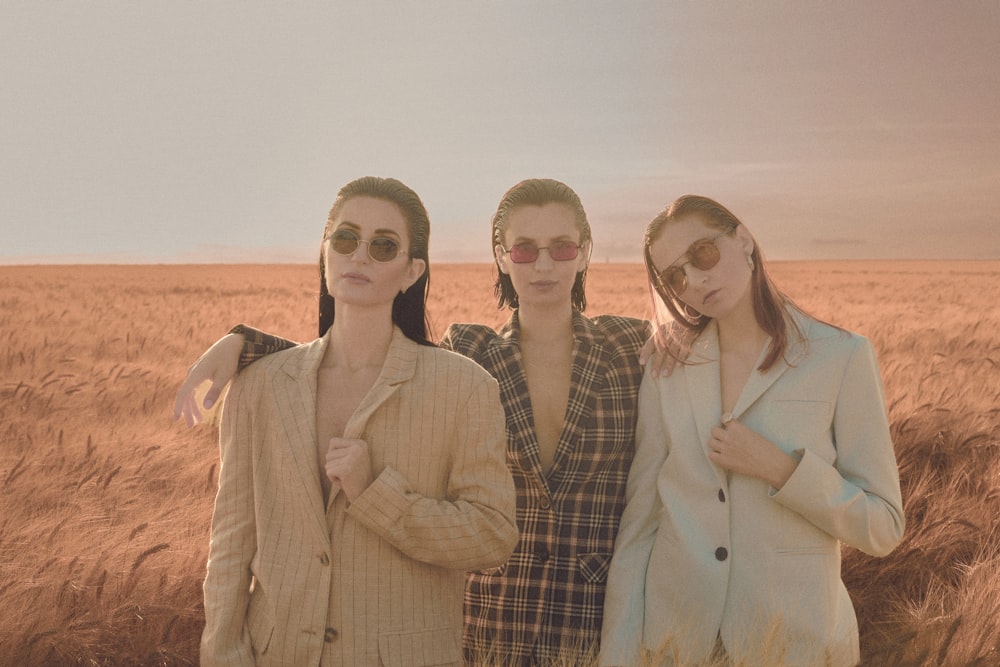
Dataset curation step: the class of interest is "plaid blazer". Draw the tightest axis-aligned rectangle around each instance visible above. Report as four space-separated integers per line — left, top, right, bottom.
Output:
442 312 649 664
232 314 649 663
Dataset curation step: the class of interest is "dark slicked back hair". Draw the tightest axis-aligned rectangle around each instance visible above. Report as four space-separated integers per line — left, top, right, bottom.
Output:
319 176 435 346
491 178 591 311
644 194 802 372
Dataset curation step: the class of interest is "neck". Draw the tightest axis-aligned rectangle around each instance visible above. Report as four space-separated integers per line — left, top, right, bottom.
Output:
516 302 575 344
716 297 768 358
323 305 395 370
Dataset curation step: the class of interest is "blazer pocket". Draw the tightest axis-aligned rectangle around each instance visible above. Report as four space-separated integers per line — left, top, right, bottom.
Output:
772 399 831 417
576 552 612 584
246 584 275 657
378 623 461 667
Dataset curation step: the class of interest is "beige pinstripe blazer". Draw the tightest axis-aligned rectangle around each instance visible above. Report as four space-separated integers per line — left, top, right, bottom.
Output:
201 327 518 667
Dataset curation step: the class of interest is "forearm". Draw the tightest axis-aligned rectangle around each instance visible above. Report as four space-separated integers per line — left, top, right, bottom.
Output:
347 466 518 570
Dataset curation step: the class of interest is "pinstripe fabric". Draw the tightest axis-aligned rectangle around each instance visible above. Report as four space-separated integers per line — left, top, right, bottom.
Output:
201 327 518 667
441 312 650 664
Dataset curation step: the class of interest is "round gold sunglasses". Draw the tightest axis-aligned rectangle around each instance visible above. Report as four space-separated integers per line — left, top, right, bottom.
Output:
328 229 407 263
655 225 738 296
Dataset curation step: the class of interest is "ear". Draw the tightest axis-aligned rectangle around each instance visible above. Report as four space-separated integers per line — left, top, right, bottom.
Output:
403 257 427 292
494 244 511 275
576 239 592 273
735 225 755 256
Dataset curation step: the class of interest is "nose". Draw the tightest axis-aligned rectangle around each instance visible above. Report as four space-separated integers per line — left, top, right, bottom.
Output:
349 240 371 263
533 247 555 271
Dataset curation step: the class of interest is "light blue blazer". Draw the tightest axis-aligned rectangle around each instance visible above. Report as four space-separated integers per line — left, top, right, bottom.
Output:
600 310 904 667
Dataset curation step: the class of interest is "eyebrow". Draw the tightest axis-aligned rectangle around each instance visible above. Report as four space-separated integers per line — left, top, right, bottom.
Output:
509 234 577 244
335 221 402 239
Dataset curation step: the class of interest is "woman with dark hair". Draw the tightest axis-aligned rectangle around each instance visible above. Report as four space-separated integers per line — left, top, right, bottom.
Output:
599 195 904 667
200 176 517 667
179 178 650 665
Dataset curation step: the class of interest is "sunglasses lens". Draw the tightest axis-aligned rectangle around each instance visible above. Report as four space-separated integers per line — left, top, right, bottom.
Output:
508 243 539 263
549 241 579 261
368 237 399 262
690 239 722 270
331 230 360 255
664 267 686 294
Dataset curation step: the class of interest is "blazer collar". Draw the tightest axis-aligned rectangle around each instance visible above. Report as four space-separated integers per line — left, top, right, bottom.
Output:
485 311 608 485
683 311 812 468
271 326 418 528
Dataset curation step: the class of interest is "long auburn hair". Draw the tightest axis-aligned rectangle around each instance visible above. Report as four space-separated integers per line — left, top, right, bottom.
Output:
318 176 435 346
644 194 802 372
491 178 592 311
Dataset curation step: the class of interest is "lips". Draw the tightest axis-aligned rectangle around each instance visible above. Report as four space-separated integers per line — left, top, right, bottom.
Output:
703 289 720 305
342 272 371 283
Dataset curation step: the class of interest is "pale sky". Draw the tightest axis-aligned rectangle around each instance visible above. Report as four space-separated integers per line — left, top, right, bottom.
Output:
2 1 998 264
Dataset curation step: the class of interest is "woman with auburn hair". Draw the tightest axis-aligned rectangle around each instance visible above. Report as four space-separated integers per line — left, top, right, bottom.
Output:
600 195 904 667
199 176 517 667
178 178 651 665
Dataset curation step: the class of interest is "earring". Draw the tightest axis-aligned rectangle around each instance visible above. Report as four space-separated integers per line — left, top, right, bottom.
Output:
681 302 703 323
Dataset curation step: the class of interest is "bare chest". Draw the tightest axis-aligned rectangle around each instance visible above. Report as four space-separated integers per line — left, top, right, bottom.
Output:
315 366 379 494
720 351 757 415
521 341 573 473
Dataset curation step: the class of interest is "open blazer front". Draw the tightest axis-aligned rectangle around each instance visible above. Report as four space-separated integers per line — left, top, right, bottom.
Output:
201 327 518 667
443 311 649 662
601 309 904 667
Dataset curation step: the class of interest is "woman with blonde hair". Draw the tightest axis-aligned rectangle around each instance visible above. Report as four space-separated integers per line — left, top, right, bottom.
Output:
600 195 904 666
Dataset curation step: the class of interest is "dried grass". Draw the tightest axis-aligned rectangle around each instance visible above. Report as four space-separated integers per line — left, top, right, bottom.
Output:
1 261 998 665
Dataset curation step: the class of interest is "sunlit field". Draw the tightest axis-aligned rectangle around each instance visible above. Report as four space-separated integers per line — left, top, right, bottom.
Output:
1 261 998 665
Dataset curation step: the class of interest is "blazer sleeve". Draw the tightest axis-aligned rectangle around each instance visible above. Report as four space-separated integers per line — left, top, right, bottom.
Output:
771 335 905 557
229 324 300 371
600 368 670 666
346 369 518 571
200 372 258 667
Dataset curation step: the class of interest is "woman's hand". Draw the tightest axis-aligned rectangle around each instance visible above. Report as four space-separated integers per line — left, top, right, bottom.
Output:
639 323 697 378
639 336 679 377
707 418 799 490
325 437 373 502
173 333 244 427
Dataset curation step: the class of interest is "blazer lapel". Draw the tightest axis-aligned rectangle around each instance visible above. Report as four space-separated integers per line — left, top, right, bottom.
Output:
549 313 606 482
682 322 726 474
271 335 330 540
342 327 416 440
729 312 811 421
314 327 416 508
482 315 540 478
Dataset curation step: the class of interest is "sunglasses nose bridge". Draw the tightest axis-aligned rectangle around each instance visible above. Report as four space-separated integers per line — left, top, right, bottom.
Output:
533 246 557 268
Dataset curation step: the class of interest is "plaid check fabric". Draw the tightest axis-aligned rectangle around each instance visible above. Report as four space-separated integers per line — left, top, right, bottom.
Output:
442 312 649 664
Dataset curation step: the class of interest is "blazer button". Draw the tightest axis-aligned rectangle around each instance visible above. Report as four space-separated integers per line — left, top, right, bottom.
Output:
319 553 330 565
536 548 550 563
715 547 728 561
539 495 551 510
324 627 338 643
718 488 726 502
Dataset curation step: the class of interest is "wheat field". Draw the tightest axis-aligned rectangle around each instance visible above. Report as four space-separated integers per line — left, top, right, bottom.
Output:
1 261 998 665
